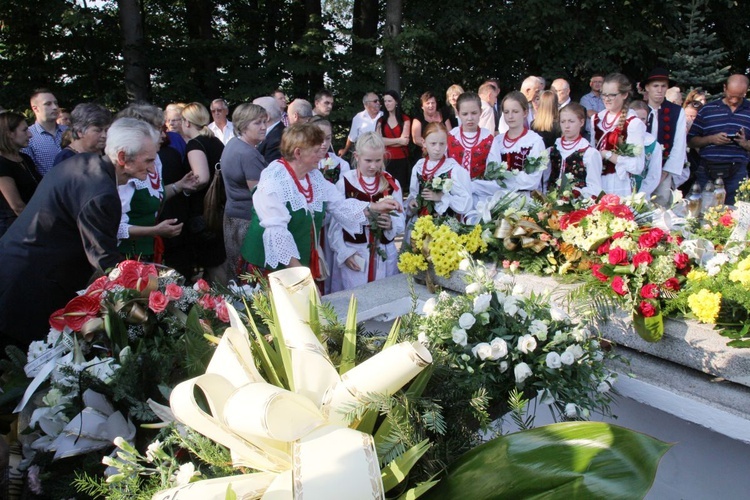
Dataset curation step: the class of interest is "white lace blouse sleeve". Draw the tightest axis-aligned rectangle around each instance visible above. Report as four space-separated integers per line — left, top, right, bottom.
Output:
253 179 300 268
384 181 406 241
322 179 368 235
117 182 135 241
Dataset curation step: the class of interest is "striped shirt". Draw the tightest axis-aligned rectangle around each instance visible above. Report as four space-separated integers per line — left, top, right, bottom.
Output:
22 122 66 176
688 98 750 164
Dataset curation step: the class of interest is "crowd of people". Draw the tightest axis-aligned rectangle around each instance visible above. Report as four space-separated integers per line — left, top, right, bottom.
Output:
1 69 749 350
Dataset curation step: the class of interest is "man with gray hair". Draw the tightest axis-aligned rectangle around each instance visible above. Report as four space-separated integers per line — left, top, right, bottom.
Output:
288 98 313 125
253 96 284 163
338 91 382 157
0 117 160 350
208 98 234 145
551 78 572 109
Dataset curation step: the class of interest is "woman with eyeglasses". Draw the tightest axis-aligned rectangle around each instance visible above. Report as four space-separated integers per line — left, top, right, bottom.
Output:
591 73 646 198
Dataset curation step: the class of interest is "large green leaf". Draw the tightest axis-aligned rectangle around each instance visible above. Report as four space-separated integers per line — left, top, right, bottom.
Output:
381 439 431 492
340 295 358 375
423 422 671 500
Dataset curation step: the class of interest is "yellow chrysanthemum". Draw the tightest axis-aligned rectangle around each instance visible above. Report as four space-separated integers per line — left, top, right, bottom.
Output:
398 252 428 275
461 225 488 254
686 269 708 282
737 256 750 272
687 289 722 324
729 268 750 287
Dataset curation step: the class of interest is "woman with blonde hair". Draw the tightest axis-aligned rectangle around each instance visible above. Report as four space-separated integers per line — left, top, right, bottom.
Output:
182 102 227 283
531 90 561 148
443 84 464 129
591 73 645 197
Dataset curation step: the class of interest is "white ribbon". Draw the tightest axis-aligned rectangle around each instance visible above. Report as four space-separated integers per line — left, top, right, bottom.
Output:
155 267 431 499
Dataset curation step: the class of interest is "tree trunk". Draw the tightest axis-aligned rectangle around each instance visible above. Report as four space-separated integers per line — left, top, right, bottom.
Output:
117 0 149 102
185 0 219 99
305 0 325 97
384 0 402 92
352 0 378 57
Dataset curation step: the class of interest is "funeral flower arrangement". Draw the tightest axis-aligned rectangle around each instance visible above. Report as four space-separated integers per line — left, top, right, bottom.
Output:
11 260 242 497
665 247 750 347
409 257 617 429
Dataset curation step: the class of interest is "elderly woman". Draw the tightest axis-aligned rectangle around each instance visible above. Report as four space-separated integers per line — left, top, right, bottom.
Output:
115 104 199 266
53 103 112 166
0 111 42 237
240 123 400 288
164 103 187 158
221 103 268 281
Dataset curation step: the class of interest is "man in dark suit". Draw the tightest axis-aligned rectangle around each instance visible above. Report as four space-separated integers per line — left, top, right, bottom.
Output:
0 118 161 351
253 96 284 164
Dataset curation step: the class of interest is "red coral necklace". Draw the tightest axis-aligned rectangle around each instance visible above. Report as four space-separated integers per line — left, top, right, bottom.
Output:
281 159 314 203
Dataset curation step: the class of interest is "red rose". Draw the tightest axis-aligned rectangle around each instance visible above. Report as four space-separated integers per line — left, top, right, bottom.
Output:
639 301 657 317
632 251 653 267
591 264 609 282
149 290 169 313
638 228 665 249
600 194 621 206
662 277 680 291
673 252 690 270
640 284 659 299
719 213 734 227
608 247 629 265
165 283 183 301
559 209 589 230
63 295 101 331
597 240 611 255
49 308 66 331
214 299 230 323
198 294 216 310
667 233 683 245
611 276 628 296
194 279 210 293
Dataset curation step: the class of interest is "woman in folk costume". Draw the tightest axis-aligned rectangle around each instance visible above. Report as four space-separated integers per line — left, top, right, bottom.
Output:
240 123 400 292
546 102 603 199
590 73 646 198
405 122 472 219
329 133 405 292
486 91 547 199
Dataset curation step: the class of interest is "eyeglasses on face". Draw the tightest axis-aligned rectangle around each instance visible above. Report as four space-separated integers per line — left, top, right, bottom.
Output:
601 93 622 100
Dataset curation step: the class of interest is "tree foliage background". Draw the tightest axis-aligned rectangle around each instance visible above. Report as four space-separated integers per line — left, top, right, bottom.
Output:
0 0 748 129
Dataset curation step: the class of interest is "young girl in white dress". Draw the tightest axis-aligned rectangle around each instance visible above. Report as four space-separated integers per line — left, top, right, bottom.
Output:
590 73 646 198
329 133 405 292
486 91 546 200
547 102 603 199
406 122 472 219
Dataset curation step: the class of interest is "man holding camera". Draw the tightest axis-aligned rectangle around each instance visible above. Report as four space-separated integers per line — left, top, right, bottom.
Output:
688 74 750 205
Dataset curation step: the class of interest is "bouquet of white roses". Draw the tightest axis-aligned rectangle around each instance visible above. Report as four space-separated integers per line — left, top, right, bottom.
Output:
411 257 617 426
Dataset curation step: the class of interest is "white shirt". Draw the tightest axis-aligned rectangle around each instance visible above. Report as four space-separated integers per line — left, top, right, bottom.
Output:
405 157 473 216
479 101 496 134
558 98 572 109
347 109 383 143
208 120 235 145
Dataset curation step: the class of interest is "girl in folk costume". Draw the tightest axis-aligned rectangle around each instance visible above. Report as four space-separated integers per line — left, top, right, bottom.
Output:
312 117 350 293
313 117 350 185
406 122 472 219
329 133 405 292
628 100 663 200
590 73 646 198
240 123 400 292
486 91 547 198
448 92 498 206
448 92 494 178
547 102 603 199
376 90 411 195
